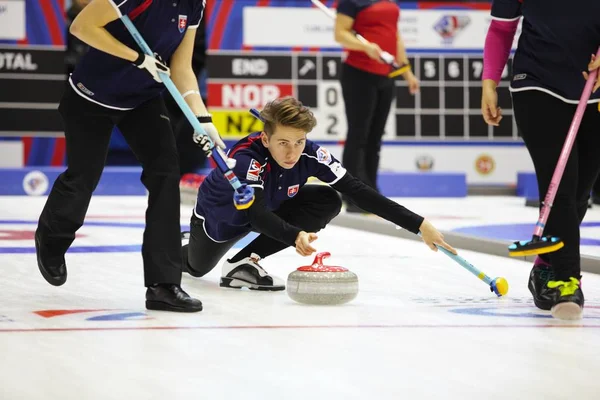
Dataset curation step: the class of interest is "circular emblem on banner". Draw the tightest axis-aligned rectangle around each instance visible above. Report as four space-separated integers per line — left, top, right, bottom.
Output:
415 155 434 171
23 171 49 196
475 154 495 175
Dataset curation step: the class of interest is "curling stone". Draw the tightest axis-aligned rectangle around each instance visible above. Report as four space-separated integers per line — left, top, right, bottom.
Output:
287 252 358 305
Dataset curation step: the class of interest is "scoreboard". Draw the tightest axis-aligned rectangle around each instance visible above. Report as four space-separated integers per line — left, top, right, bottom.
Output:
207 51 516 141
201 1 533 186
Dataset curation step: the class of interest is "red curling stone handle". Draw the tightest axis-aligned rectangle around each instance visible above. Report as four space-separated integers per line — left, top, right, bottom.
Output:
297 252 348 272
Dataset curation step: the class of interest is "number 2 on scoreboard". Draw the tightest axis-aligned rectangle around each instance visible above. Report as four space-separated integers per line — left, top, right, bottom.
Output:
326 115 338 135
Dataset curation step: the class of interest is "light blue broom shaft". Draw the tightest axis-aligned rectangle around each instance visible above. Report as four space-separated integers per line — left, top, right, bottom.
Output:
120 15 243 191
437 245 493 285
417 232 493 285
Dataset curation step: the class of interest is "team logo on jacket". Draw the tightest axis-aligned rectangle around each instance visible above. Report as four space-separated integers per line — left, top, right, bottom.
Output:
287 184 300 197
316 147 332 164
246 159 262 181
178 15 188 33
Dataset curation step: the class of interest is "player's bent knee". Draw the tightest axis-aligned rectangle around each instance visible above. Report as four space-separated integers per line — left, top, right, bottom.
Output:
187 255 217 278
316 185 342 217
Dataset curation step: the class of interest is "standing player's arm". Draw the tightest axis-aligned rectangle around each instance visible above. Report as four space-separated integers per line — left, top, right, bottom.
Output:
170 26 225 149
331 173 455 253
170 27 208 116
481 19 519 126
396 32 419 93
395 32 410 68
334 13 381 61
69 0 139 62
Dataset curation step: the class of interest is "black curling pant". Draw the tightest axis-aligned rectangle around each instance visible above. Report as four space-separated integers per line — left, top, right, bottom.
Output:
512 90 600 280
36 85 183 286
340 63 395 192
593 173 600 199
185 185 342 277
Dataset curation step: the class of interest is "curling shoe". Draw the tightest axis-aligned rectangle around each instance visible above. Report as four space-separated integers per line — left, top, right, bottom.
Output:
35 230 67 286
528 256 555 311
547 277 584 320
146 284 203 313
220 253 285 291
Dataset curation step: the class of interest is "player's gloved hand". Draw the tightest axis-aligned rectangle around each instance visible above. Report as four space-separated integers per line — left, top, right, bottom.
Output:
193 115 226 156
295 231 318 256
419 219 457 254
481 79 502 126
582 53 600 93
133 52 170 83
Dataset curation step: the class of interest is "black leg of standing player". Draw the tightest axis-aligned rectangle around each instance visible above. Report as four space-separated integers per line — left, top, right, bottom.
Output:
513 91 600 280
593 173 600 205
118 97 202 312
340 64 379 210
365 76 395 193
513 91 576 310
574 101 600 222
162 91 183 133
36 85 118 286
229 185 342 262
117 97 183 286
514 91 580 279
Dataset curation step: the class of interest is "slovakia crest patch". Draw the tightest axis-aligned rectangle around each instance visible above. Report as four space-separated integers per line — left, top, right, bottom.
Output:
287 184 300 198
178 15 188 33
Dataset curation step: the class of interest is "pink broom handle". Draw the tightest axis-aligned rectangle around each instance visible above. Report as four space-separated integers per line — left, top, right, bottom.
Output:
534 46 600 237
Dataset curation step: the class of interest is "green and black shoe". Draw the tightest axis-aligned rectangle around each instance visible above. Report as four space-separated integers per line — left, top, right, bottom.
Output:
547 277 584 320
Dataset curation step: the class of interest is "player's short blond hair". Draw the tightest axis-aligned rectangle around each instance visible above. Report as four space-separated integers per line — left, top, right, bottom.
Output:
260 96 317 137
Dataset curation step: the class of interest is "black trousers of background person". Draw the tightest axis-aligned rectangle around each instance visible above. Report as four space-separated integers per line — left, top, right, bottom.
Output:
184 185 342 277
593 173 600 203
513 90 600 280
340 63 395 192
36 85 183 286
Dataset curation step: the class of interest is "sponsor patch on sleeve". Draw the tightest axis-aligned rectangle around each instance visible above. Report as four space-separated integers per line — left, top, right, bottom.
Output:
246 159 262 181
316 147 332 165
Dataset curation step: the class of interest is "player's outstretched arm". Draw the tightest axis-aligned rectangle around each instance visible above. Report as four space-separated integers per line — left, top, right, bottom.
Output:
331 173 456 254
246 189 318 257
